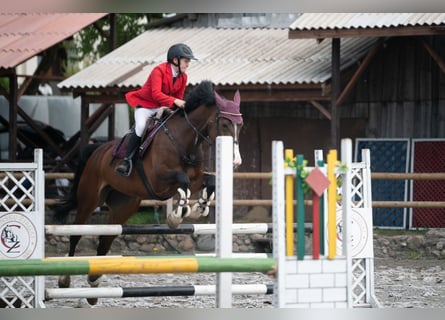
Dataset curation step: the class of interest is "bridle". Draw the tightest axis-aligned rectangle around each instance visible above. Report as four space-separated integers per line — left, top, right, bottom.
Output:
161 107 215 166
160 107 239 167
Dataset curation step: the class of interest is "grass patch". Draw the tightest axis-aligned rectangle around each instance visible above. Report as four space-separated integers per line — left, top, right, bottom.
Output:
126 208 165 224
405 250 423 259
373 228 429 236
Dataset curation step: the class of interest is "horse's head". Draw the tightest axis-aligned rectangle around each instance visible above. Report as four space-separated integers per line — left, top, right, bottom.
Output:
212 90 243 168
183 81 243 168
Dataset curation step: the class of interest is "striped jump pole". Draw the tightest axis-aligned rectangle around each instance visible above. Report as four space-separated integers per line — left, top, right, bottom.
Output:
0 256 276 277
45 223 272 236
46 284 274 299
60 253 271 259
46 223 307 236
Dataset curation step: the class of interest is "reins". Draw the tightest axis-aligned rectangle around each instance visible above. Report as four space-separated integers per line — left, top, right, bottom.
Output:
160 107 216 166
183 110 215 147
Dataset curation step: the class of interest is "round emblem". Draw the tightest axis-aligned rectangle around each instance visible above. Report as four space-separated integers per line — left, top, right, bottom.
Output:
0 213 38 259
336 208 369 257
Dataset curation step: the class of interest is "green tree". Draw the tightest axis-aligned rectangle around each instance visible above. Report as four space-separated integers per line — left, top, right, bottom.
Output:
25 13 163 94
73 13 163 62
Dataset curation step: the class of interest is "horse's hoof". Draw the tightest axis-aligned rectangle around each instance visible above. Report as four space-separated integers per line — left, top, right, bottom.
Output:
86 298 98 306
167 214 182 229
58 275 71 288
181 205 191 218
87 275 102 287
201 206 210 217
189 203 207 219
85 275 102 305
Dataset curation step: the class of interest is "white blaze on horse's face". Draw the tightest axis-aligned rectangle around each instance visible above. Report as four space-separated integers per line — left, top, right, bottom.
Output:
233 123 242 168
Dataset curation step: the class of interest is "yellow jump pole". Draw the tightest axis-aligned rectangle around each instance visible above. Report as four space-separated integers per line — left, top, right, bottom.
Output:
327 149 338 260
284 149 294 256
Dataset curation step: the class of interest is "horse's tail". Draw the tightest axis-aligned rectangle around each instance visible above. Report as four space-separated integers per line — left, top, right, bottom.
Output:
53 143 101 224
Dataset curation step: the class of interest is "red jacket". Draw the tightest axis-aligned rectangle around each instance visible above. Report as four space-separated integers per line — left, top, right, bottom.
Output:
125 62 187 109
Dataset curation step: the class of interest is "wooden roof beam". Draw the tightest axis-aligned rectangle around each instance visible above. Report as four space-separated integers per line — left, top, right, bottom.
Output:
310 100 331 120
289 26 445 39
418 37 445 74
70 84 329 104
336 38 384 106
217 89 330 102
215 84 329 102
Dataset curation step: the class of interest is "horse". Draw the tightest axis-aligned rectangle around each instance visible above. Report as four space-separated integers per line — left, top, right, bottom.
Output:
52 80 243 304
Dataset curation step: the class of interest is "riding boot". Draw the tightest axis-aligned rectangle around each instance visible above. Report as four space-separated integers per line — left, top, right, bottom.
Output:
115 132 141 177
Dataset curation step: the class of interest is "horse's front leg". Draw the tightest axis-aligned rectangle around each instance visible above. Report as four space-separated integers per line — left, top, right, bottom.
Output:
190 174 215 219
190 187 215 218
167 172 192 229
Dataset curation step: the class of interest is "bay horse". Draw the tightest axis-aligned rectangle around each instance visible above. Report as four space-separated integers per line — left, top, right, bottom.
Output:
52 80 243 303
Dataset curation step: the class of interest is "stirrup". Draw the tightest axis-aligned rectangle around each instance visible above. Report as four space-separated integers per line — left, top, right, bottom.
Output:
115 159 133 177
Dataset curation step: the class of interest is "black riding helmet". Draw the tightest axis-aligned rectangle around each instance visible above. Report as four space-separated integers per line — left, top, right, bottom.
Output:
167 43 197 73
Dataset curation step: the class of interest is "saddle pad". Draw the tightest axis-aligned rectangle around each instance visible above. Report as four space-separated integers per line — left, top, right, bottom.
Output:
112 131 131 159
112 124 161 159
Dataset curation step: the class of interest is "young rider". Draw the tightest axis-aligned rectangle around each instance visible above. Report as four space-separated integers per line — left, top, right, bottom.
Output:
116 43 197 177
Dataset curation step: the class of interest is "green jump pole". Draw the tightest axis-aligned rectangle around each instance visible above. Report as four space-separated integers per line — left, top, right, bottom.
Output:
0 256 276 277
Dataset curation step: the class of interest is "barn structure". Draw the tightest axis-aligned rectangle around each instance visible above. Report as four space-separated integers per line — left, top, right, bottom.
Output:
0 13 110 165
57 14 445 217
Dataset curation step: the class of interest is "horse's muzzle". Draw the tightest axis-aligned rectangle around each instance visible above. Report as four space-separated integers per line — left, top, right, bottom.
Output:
233 143 242 168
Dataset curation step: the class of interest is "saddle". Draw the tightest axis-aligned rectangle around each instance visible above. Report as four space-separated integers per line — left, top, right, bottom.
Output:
112 118 161 160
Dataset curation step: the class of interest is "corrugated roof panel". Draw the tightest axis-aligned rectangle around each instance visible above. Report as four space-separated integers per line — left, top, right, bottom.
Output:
0 13 107 69
59 27 378 89
289 13 445 30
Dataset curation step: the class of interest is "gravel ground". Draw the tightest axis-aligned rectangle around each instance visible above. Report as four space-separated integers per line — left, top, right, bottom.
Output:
373 258 445 308
43 257 445 308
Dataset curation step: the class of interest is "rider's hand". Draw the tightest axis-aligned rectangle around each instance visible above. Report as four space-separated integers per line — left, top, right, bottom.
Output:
174 99 186 109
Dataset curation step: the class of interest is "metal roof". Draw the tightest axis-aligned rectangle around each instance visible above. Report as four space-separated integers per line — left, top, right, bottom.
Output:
289 13 445 31
59 27 377 89
0 13 107 69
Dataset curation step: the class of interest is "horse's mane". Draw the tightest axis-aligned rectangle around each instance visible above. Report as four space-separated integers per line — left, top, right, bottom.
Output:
183 80 215 112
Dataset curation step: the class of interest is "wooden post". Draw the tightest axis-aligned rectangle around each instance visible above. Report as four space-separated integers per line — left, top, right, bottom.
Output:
331 38 340 150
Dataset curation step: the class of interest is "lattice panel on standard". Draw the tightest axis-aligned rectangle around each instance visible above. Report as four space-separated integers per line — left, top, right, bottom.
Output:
355 139 409 228
0 171 36 212
0 277 36 308
410 139 445 228
0 151 44 308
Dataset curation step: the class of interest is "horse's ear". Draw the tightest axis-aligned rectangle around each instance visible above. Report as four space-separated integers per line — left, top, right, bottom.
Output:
214 90 224 105
233 90 241 106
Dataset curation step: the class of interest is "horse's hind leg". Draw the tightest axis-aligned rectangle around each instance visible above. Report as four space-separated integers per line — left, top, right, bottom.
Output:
86 191 141 305
85 234 118 306
58 186 102 289
57 234 82 288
